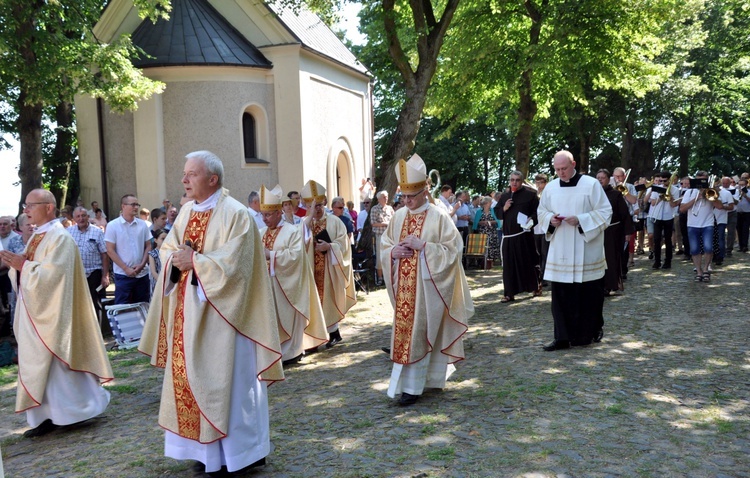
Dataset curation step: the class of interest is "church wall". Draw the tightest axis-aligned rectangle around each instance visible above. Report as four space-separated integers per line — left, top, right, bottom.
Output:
157 78 277 207
102 106 137 213
298 54 372 206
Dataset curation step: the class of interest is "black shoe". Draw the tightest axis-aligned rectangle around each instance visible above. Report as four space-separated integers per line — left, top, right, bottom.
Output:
381 347 390 354
23 419 58 438
192 462 206 473
621 274 628 281
326 330 343 349
648 251 654 259
282 353 303 366
714 260 723 266
543 340 570 351
661 262 671 269
542 281 549 287
593 329 604 343
399 392 419 406
652 262 661 269
304 346 319 355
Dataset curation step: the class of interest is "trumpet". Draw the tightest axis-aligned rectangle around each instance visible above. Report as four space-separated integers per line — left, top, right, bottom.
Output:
615 168 632 195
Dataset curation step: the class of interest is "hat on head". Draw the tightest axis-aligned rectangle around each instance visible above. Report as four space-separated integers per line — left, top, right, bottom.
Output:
301 180 327 203
396 153 428 194
260 184 284 212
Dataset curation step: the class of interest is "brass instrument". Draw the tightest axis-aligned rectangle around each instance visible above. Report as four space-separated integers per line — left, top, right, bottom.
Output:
428 169 441 199
637 177 654 201
661 171 679 201
523 179 538 193
703 174 719 201
615 168 632 195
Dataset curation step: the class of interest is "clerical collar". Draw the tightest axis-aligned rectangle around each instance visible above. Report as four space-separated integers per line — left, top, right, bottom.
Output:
34 220 62 234
408 201 430 214
192 188 222 212
560 172 582 187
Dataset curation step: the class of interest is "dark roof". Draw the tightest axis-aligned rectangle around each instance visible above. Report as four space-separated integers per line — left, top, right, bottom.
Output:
131 0 271 69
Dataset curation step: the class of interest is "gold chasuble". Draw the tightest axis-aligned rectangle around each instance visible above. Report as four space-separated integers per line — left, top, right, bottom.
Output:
12 224 113 412
140 189 283 444
304 213 356 327
380 204 473 365
261 224 327 351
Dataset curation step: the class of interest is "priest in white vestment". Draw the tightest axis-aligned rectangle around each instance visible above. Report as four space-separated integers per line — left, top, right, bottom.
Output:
1 189 112 438
380 154 473 406
301 180 356 349
139 151 284 474
537 151 612 351
259 185 328 364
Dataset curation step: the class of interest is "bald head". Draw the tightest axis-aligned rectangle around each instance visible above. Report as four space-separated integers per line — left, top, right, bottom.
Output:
25 189 57 226
553 151 577 182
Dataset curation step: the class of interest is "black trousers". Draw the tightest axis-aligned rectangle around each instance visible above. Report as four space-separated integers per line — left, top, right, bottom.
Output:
737 212 750 252
679 212 690 254
550 279 604 343
652 218 674 264
86 269 105 317
457 226 469 252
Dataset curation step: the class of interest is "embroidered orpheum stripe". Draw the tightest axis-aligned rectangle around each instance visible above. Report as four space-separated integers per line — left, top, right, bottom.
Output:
25 234 45 261
171 209 212 440
312 218 326 302
393 211 426 364
262 226 282 271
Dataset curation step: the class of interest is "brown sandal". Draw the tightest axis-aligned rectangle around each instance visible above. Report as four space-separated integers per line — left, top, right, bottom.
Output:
501 296 515 303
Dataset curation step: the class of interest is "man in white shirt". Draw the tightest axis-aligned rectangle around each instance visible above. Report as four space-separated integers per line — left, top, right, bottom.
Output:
713 177 735 265
105 195 152 304
648 172 680 269
735 178 750 252
679 171 724 281
247 191 266 230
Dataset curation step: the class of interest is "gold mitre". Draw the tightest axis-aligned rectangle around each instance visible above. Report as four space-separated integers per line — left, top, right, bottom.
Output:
397 153 428 194
301 180 327 203
260 184 284 212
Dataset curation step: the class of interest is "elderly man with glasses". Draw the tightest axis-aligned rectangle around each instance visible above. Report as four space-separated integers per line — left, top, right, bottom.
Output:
104 194 152 304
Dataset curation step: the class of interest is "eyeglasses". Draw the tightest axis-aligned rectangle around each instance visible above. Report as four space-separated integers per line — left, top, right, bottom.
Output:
22 202 50 209
333 206 344 210
125 202 141 207
401 191 424 199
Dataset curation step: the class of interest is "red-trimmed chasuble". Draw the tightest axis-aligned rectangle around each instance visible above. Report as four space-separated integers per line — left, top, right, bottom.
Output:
169 209 213 440
392 211 426 364
311 218 327 302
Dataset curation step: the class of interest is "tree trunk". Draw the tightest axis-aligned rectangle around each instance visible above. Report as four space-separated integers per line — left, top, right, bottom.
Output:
513 0 547 179
16 93 44 212
621 115 634 168
378 0 461 197
48 101 77 206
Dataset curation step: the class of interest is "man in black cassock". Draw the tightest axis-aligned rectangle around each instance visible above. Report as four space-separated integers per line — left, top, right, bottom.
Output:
494 171 542 302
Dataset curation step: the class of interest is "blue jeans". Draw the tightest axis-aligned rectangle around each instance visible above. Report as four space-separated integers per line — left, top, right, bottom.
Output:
687 226 714 256
114 274 151 305
715 222 727 260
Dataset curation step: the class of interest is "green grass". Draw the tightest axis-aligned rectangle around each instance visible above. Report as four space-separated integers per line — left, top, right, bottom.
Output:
426 446 455 461
605 404 626 415
352 419 374 429
0 365 18 385
104 384 138 394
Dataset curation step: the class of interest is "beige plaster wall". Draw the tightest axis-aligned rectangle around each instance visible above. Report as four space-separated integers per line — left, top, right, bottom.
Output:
298 54 372 205
102 105 137 213
158 79 277 206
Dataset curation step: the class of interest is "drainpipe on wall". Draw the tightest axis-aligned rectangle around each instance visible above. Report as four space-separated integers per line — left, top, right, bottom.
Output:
96 98 110 218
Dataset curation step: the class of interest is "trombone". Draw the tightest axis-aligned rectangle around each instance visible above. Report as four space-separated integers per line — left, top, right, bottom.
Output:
615 168 632 195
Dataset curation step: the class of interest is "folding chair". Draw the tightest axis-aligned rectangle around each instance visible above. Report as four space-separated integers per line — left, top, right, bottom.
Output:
106 302 148 349
463 233 489 270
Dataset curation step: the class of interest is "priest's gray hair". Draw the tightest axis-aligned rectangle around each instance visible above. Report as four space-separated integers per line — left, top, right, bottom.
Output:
186 150 224 186
510 170 525 181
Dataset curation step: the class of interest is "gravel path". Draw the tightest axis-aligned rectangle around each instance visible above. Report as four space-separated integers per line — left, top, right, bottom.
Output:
0 251 748 477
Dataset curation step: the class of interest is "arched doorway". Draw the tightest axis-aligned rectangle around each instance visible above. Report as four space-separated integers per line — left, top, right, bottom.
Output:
336 151 352 202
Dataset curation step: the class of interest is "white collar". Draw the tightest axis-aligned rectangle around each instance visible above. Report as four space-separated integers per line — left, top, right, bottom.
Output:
192 188 222 212
34 220 62 234
408 202 431 214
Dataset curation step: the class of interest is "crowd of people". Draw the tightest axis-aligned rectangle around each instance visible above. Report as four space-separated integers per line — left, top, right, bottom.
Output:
0 147 748 476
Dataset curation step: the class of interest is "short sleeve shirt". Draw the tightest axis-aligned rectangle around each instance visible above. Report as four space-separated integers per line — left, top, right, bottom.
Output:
104 216 151 277
67 225 107 275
